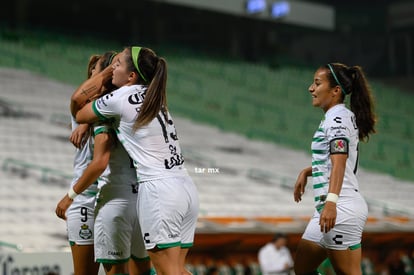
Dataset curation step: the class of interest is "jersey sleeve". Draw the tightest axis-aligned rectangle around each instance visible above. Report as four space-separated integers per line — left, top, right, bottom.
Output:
93 123 111 137
325 115 351 155
92 89 124 120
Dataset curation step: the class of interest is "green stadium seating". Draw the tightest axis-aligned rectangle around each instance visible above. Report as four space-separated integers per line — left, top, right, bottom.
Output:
0 28 413 181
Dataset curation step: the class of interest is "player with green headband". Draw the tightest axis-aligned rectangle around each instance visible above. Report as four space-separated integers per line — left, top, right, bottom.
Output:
58 50 152 275
75 46 199 275
293 62 376 275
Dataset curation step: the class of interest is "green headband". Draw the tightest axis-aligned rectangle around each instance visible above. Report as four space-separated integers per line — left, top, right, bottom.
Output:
131 46 148 82
327 64 346 95
108 52 117 65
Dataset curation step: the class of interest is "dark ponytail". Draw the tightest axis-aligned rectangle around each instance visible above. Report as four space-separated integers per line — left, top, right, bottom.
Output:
126 46 168 130
326 63 377 141
134 57 168 130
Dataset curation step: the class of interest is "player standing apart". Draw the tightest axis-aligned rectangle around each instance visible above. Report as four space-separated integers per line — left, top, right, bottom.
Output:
293 63 376 275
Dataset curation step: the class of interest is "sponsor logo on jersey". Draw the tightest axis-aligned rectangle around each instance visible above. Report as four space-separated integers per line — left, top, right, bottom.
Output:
128 90 145 105
144 233 151 244
330 126 347 131
108 251 123 256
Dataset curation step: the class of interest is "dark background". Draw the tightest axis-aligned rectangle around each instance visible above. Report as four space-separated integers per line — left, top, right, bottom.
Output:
2 0 414 82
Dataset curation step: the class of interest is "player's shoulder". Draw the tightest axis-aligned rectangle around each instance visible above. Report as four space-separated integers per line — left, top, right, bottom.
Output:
114 84 146 98
325 105 353 126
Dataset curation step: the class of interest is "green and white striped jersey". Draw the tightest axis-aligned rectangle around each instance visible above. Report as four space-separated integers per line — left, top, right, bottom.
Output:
311 104 359 211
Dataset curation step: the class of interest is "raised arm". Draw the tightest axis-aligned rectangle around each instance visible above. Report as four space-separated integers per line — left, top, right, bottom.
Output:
70 65 114 116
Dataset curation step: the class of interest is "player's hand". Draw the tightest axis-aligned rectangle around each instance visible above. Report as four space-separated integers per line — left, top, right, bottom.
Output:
55 195 73 220
70 123 90 148
293 170 308 202
319 202 337 233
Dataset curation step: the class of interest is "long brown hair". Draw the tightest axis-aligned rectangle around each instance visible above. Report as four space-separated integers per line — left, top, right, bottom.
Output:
87 54 101 79
88 51 118 101
100 51 117 93
325 63 377 141
125 46 168 130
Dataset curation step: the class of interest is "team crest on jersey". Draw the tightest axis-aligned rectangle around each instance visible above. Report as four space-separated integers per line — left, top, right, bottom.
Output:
330 138 348 154
79 224 93 240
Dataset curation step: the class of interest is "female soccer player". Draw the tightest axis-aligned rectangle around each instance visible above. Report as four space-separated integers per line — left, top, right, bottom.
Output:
293 63 376 275
74 46 199 275
56 51 151 275
58 53 103 275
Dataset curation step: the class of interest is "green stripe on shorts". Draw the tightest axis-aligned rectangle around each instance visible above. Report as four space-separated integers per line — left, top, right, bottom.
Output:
156 241 181 249
349 243 361 250
181 242 193 249
130 255 150 262
96 258 129 264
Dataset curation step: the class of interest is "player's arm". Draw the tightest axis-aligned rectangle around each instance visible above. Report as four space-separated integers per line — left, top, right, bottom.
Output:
70 65 113 116
71 132 112 194
293 166 312 203
76 101 101 125
55 132 112 220
328 154 346 198
320 153 347 233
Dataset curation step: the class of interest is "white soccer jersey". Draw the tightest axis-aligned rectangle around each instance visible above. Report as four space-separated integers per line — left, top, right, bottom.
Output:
92 85 188 182
311 104 359 211
91 123 147 261
67 117 98 245
93 123 137 190
71 116 98 196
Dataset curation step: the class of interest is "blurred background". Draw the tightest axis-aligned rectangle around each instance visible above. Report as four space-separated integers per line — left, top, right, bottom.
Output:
0 0 414 274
